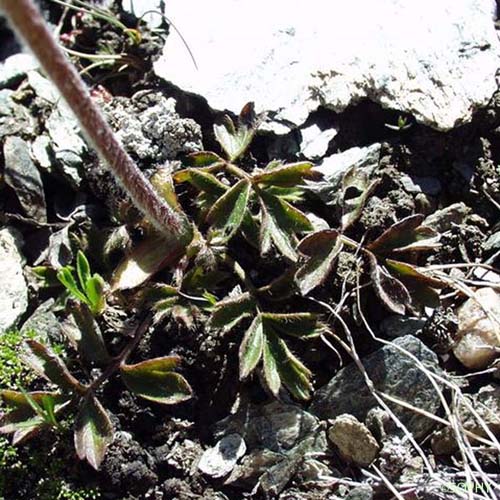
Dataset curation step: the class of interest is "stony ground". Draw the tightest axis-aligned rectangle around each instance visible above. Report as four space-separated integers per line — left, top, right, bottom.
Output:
0 1 499 499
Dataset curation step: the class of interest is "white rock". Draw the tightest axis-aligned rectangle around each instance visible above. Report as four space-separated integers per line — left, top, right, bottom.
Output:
198 433 246 478
453 288 500 370
0 53 38 88
0 227 28 332
155 0 500 131
122 0 165 28
300 125 337 159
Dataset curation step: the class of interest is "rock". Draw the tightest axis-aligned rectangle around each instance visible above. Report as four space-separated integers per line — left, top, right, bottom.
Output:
431 384 500 455
380 316 426 339
308 143 381 205
0 53 38 88
3 136 47 222
0 227 28 332
400 175 442 196
377 435 423 482
214 400 319 452
198 433 246 478
300 125 337 159
328 414 380 467
20 299 61 343
27 71 59 104
453 288 500 369
422 202 471 233
46 104 87 188
155 0 499 131
0 89 35 139
30 135 53 173
214 401 327 494
310 335 442 439
345 485 374 500
122 0 165 28
484 231 500 253
104 92 202 163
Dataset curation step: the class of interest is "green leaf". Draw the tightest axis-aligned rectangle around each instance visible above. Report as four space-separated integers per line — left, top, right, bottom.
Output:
76 251 91 292
57 267 88 304
258 190 313 261
263 329 313 400
252 162 318 187
295 230 342 294
150 168 182 211
209 292 256 332
174 169 227 197
261 312 323 338
67 303 110 364
120 356 193 405
85 274 106 315
365 250 411 315
21 340 85 393
341 167 379 230
207 179 251 243
239 315 264 379
0 391 69 444
74 396 114 470
367 215 440 255
184 151 224 167
214 104 259 161
111 234 187 291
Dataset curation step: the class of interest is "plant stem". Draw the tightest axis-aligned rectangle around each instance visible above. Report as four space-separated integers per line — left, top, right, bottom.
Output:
0 0 191 244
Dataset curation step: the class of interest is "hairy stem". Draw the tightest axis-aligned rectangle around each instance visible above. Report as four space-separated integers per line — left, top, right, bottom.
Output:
0 0 191 244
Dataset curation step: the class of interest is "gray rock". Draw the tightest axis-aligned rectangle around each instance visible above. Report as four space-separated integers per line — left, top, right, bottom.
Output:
46 104 87 188
0 89 35 139
3 136 47 222
20 299 61 343
346 486 374 500
0 53 38 88
198 434 246 478
104 92 202 163
214 400 319 452
484 231 500 253
0 227 28 332
214 401 327 494
155 0 499 131
310 335 442 439
27 70 59 104
31 134 53 173
422 202 471 233
400 175 442 196
307 143 381 205
328 414 380 467
431 384 500 455
380 316 426 339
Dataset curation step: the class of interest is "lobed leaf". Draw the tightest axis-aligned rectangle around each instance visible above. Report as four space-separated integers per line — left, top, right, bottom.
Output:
258 190 312 261
367 214 439 255
263 329 313 400
239 315 264 379
252 162 318 187
175 168 227 198
209 292 256 332
261 312 323 339
111 234 187 291
21 340 85 393
150 168 182 211
184 151 224 168
67 303 110 364
341 167 379 231
74 396 114 470
365 250 411 315
120 356 193 405
295 230 342 295
207 178 251 243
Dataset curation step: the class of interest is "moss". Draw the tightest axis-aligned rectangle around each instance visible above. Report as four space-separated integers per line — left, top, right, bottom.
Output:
0 329 40 390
